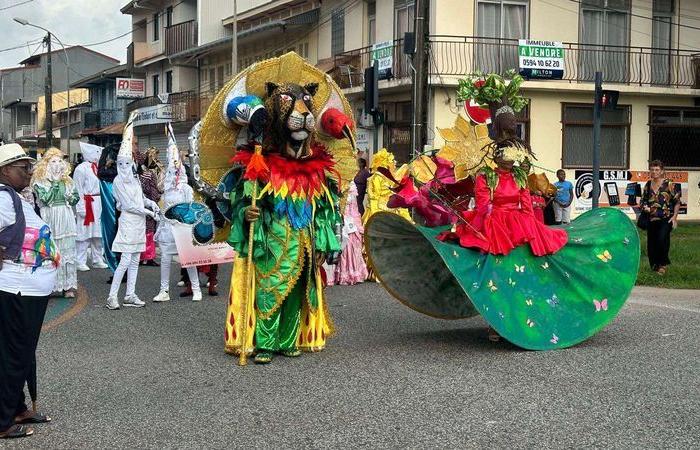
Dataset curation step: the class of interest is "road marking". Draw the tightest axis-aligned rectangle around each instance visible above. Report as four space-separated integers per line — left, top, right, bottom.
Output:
42 286 88 331
628 298 700 314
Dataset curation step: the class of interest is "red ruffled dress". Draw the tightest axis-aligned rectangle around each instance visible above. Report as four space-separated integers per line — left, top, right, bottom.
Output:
438 170 568 256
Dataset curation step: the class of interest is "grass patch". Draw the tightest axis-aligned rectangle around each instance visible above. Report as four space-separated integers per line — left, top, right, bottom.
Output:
637 223 700 289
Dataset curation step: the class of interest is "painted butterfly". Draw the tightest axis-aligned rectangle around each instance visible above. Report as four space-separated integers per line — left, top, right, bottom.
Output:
597 250 613 263
593 298 608 312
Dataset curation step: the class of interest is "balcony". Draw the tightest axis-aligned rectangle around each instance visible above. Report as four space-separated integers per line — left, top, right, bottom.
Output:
126 91 199 123
429 36 699 88
330 39 411 89
165 20 198 56
330 36 700 90
84 109 124 130
132 40 164 65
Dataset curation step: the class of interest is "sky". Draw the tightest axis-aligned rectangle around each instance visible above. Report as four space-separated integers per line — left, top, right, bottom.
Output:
0 0 131 69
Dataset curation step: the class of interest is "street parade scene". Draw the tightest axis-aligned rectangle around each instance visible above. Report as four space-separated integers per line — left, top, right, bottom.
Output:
0 0 698 448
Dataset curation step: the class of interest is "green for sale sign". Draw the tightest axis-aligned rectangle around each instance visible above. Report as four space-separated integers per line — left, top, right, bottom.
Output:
518 40 565 80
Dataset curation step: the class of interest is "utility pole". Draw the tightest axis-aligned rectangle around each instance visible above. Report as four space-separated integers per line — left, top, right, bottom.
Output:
231 0 238 74
410 0 428 159
44 33 53 150
592 71 602 209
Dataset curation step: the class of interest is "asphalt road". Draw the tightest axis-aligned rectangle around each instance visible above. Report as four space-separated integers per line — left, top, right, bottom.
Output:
3 264 699 449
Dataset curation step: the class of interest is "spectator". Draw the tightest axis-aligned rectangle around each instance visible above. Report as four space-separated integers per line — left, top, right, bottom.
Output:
640 160 681 275
0 143 58 439
553 169 573 225
353 158 370 216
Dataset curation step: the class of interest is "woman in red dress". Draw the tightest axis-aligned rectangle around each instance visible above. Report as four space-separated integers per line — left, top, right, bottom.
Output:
438 143 568 257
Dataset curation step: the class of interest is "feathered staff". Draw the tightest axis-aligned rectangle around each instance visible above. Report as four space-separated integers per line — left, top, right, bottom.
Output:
239 144 268 366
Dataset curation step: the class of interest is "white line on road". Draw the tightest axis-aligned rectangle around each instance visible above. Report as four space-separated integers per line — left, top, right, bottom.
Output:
628 298 700 314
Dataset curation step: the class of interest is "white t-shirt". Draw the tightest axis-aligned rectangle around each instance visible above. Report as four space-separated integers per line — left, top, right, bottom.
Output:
0 185 58 296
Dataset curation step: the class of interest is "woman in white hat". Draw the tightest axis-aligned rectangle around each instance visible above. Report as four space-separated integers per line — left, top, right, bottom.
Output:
107 118 160 310
0 143 58 439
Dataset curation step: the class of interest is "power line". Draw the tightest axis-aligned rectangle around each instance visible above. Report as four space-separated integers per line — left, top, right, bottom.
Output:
0 0 34 11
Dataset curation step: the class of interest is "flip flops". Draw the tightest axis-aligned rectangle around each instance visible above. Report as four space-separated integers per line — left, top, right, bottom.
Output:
15 411 51 424
0 424 34 439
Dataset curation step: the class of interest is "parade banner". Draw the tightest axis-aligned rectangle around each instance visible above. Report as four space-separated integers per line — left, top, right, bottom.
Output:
573 170 688 215
171 222 235 267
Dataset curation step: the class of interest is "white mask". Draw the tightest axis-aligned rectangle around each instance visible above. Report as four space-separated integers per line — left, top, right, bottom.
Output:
47 156 65 180
116 156 136 182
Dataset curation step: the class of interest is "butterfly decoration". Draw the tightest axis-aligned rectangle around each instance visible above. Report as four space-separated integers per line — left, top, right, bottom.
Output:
526 318 535 327
476 259 482 268
541 262 550 270
495 257 502 265
550 334 559 344
508 278 516 287
623 237 630 245
573 238 583 243
597 250 613 263
514 264 525 273
453 250 459 258
598 211 607 216
525 299 533 306
472 282 480 289
488 280 498 292
498 312 505 320
546 294 560 307
564 271 570 279
593 298 608 312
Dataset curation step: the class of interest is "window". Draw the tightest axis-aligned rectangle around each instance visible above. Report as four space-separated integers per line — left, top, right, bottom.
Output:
515 103 530 143
166 6 173 28
650 107 700 168
209 68 216 93
475 0 528 75
561 103 630 169
651 0 674 85
152 74 160 96
368 1 376 45
394 0 414 40
217 65 225 90
331 8 345 56
153 13 160 41
165 70 173 94
579 0 630 82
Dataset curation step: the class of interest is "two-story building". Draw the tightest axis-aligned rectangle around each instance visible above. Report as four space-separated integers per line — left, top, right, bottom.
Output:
70 64 137 149
0 46 118 154
122 0 200 150
322 0 700 219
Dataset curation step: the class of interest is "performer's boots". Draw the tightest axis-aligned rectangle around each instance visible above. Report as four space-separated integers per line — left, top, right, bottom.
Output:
208 265 218 296
254 351 273 364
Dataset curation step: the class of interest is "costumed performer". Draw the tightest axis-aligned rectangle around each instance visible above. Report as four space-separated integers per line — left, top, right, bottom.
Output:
74 142 108 271
153 125 202 303
31 148 80 298
334 181 368 285
138 146 163 266
365 71 641 350
97 143 120 275
192 53 358 363
362 148 412 224
106 117 160 310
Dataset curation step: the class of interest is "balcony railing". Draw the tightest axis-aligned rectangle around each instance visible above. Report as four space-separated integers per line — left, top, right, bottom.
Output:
165 20 197 56
126 91 199 123
329 36 700 89
429 36 699 88
15 125 34 138
84 109 124 129
330 39 411 89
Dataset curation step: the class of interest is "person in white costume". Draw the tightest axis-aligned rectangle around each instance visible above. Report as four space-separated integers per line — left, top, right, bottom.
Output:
107 117 160 310
153 124 202 302
74 142 108 271
31 148 79 298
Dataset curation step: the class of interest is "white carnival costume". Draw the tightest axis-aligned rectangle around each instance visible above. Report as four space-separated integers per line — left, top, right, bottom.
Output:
153 124 202 302
31 148 80 296
74 142 108 270
107 116 160 310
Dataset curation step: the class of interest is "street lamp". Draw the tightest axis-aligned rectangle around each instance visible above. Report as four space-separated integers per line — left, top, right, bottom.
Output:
13 18 71 155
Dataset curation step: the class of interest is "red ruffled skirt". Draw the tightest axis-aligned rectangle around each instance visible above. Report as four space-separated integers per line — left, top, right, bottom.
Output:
438 206 568 256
